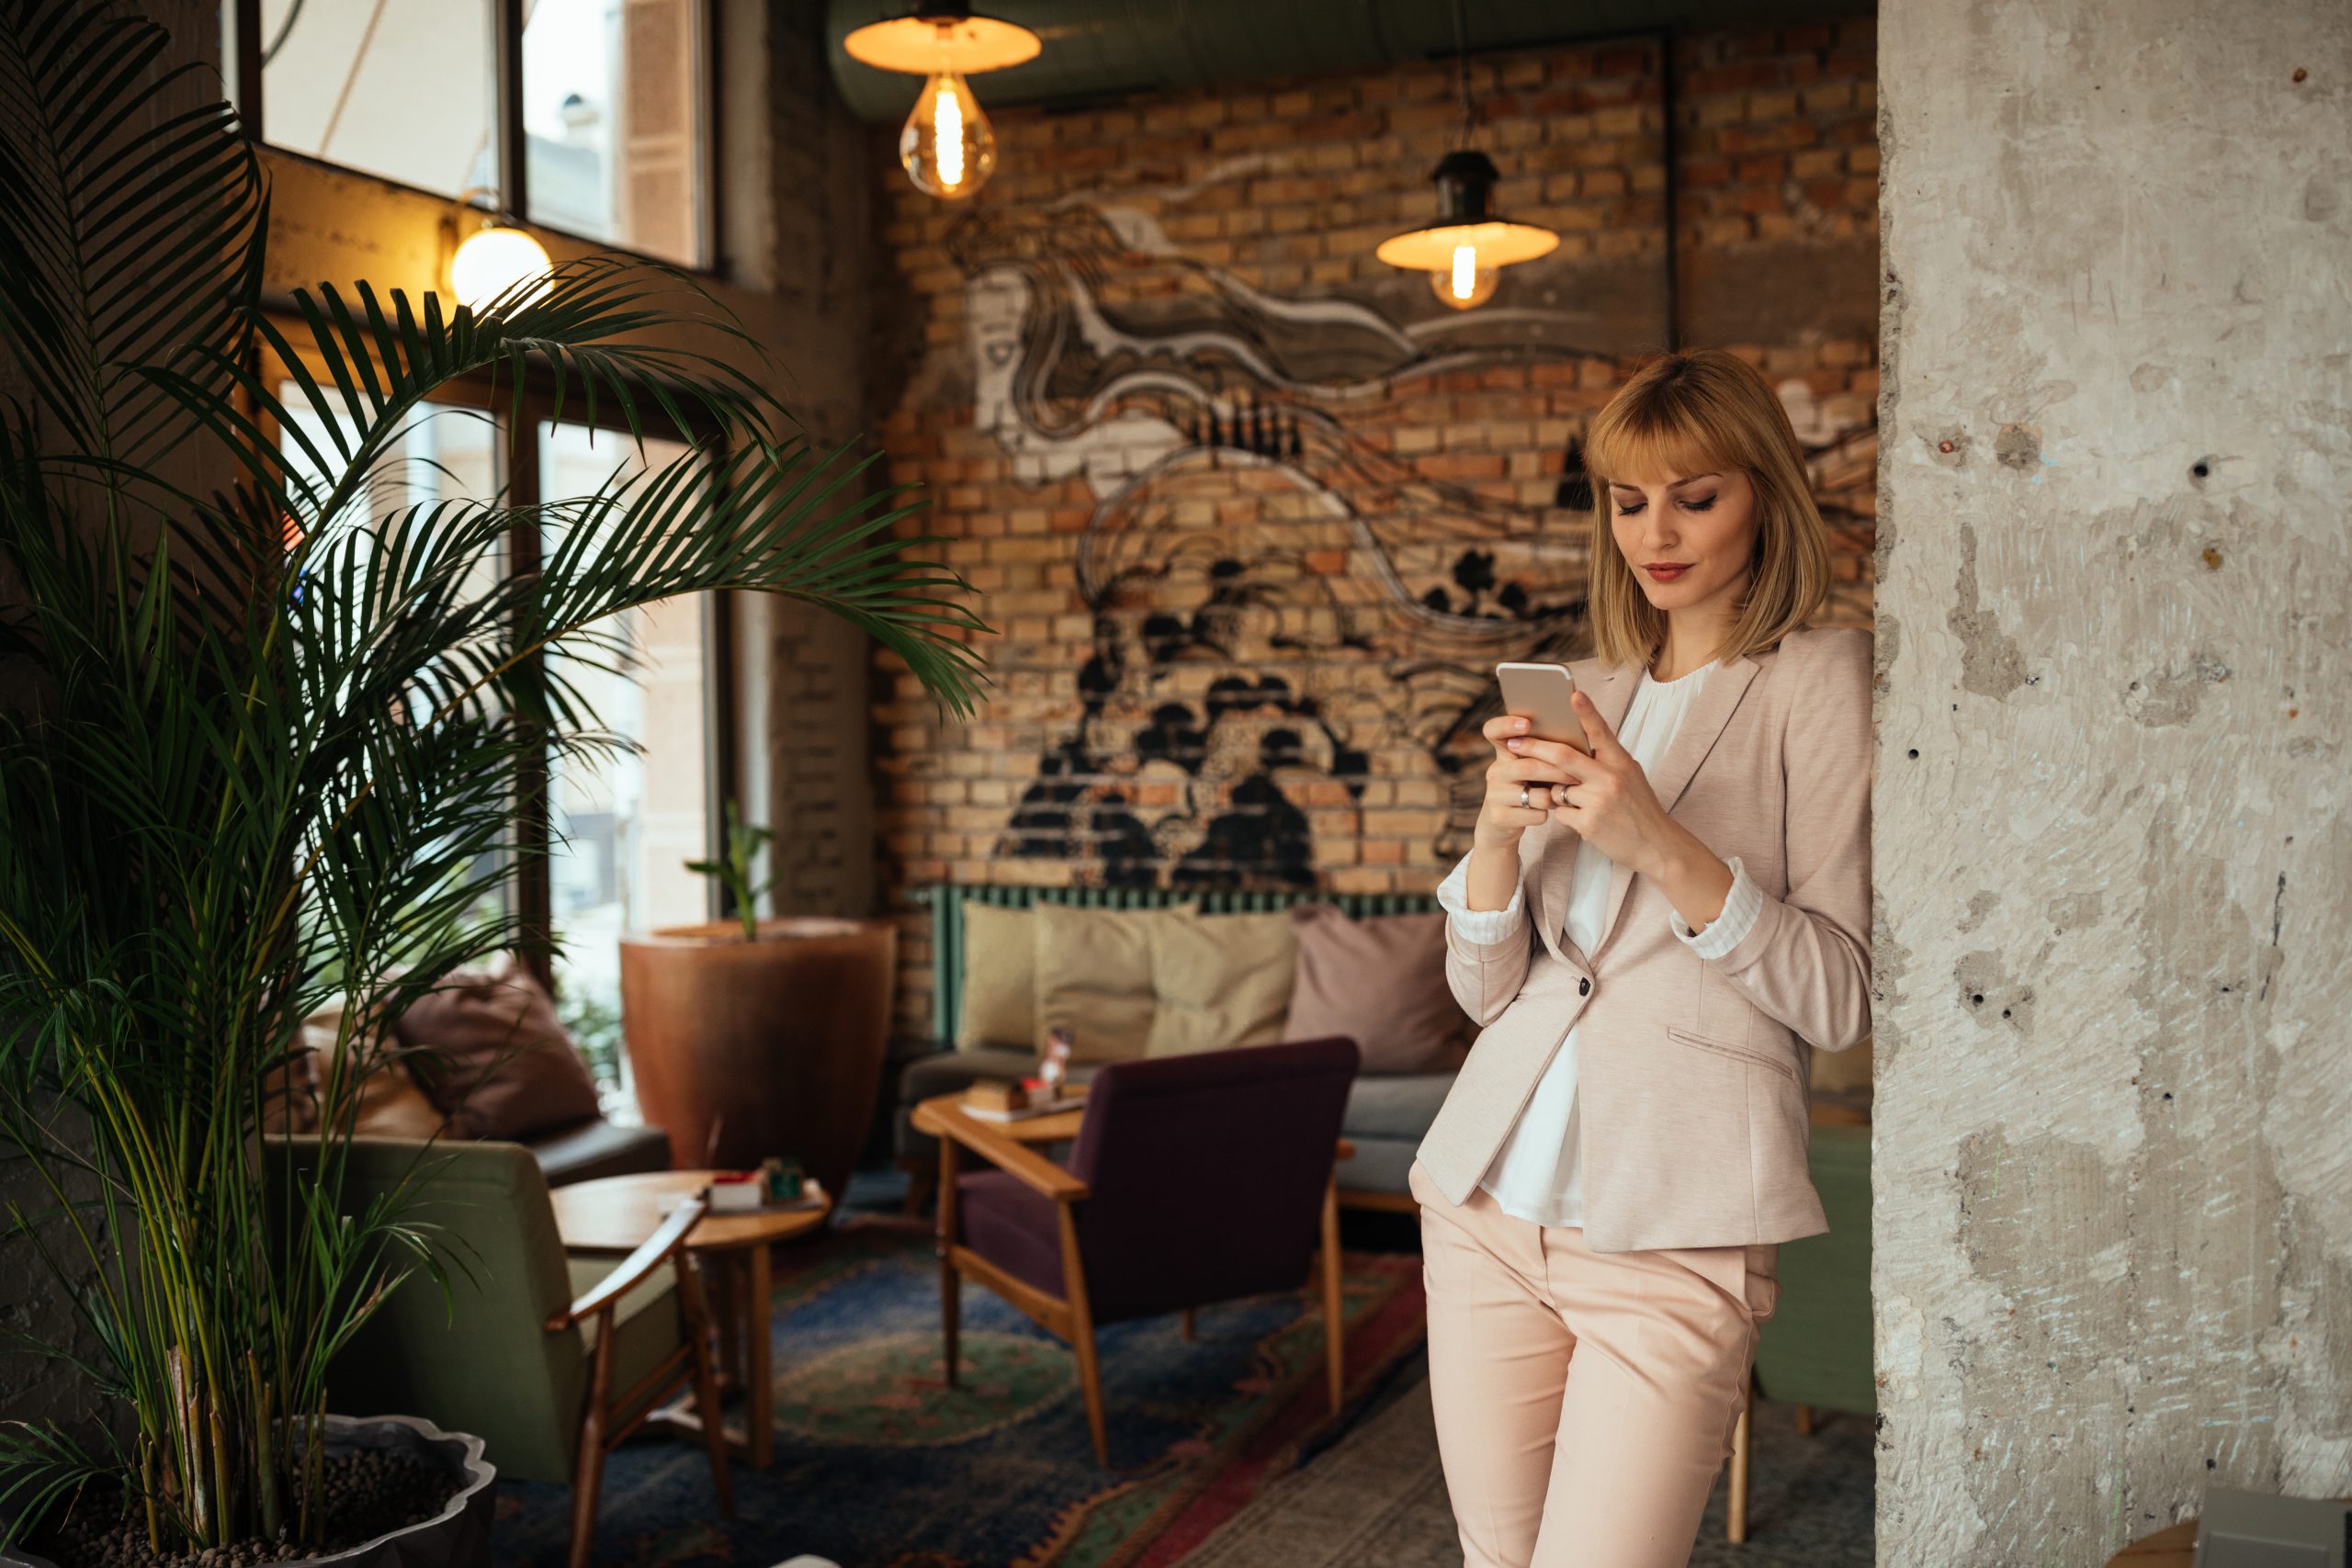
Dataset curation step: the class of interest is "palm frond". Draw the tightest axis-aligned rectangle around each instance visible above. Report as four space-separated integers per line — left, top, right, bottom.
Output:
0 0 264 468
0 2 993 1553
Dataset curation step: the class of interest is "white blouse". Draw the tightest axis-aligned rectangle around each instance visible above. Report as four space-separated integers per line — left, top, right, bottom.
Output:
1434 660 1768 1228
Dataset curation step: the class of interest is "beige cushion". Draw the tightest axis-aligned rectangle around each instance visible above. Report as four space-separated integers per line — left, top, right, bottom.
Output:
955 901 1037 1051
303 996 446 1140
1032 903 1193 1063
1146 909 1297 1057
1281 905 1470 1076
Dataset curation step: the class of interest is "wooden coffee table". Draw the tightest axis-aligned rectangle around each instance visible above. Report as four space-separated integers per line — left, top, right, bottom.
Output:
552 1168 832 1468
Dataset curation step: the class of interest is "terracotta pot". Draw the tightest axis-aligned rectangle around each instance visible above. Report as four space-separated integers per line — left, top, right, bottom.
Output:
619 917 897 1197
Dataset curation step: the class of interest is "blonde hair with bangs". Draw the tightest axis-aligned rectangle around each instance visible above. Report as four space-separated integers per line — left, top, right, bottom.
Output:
1580 349 1833 672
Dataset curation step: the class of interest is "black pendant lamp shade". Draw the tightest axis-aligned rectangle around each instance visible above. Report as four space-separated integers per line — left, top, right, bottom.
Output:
1374 149 1560 273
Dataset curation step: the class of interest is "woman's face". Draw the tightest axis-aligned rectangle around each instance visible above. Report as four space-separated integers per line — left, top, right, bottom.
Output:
1607 466 1760 619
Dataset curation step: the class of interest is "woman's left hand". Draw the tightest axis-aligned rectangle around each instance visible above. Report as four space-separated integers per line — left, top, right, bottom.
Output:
1500 690 1683 878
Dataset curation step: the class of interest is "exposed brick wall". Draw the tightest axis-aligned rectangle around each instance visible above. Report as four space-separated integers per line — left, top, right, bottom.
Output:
868 20 1880 1040
752 3 881 919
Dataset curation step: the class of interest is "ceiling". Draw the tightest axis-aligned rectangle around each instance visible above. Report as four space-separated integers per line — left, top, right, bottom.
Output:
824 0 1875 123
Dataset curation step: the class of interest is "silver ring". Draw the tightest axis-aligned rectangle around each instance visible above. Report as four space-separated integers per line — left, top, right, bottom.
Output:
1518 784 1532 809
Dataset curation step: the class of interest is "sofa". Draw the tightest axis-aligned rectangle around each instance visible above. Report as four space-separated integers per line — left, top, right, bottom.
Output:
280 959 673 1189
894 886 1459 1211
894 885 1878 1216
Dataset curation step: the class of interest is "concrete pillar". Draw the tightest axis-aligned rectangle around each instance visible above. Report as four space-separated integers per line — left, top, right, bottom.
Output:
1875 2 2352 1561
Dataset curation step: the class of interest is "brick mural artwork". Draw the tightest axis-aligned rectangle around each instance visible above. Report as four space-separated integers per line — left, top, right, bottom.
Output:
872 23 1880 1035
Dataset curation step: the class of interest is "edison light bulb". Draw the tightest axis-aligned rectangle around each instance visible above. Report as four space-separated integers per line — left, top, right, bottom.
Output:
901 71 997 199
1430 243 1498 310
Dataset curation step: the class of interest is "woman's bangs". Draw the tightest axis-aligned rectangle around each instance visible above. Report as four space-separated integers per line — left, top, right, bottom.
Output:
1585 411 1730 493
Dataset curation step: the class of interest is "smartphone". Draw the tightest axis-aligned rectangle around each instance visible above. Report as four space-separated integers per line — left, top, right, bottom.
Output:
1496 662 1589 750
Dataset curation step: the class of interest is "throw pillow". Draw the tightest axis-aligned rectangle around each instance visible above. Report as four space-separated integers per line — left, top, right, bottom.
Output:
395 956 604 1141
1282 904 1469 1075
1031 902 1193 1063
955 900 1036 1051
1145 908 1297 1057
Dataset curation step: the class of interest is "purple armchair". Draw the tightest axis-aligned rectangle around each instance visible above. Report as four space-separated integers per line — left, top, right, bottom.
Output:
926 1037 1361 1463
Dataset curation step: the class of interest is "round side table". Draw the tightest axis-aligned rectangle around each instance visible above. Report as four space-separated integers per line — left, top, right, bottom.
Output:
553 1168 832 1468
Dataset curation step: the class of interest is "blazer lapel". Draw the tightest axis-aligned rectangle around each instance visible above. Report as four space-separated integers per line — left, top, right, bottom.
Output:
1587 649 1765 962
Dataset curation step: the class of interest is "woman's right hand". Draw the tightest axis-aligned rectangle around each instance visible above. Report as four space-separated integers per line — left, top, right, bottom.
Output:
1473 714 1574 852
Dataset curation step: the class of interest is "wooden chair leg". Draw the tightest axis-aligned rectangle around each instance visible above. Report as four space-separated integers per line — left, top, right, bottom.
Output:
746 1241 775 1471
1179 1307 1195 1343
1726 1375 1753 1543
708 1252 740 1387
677 1256 733 1517
901 1154 938 1217
1057 1202 1108 1466
1319 1175 1345 1415
937 1136 961 1388
569 1317 616 1568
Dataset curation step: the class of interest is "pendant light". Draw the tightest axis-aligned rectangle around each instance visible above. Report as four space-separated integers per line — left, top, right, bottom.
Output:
444 192 552 313
843 3 1041 201
1376 0 1558 310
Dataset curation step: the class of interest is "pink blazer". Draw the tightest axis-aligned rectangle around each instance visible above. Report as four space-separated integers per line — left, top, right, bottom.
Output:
1415 624 1874 1251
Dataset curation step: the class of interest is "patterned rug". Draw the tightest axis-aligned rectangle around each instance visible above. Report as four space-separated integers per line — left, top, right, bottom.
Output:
488 1215 1430 1568
1178 1354 1875 1567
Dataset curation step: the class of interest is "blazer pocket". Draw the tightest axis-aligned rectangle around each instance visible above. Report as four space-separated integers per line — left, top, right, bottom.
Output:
1666 1026 1799 1084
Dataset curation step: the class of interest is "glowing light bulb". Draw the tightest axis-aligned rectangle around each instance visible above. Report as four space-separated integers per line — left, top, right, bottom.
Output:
901 71 996 200
449 222 552 312
1430 243 1499 310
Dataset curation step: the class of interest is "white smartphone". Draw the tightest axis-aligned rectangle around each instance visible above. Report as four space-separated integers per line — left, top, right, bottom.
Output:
1495 662 1589 750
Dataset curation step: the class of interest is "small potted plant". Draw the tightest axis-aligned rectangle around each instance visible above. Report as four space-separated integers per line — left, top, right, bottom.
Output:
618 803 899 1198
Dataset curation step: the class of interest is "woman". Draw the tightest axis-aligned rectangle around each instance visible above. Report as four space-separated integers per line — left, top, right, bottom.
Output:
1408 348 1873 1568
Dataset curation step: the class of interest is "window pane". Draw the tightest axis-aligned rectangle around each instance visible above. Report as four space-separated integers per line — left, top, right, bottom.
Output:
275 392 514 935
259 0 495 200
539 421 711 1100
524 0 706 265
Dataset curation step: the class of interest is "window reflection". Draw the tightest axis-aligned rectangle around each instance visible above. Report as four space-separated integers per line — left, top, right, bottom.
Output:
259 0 495 200
524 0 707 265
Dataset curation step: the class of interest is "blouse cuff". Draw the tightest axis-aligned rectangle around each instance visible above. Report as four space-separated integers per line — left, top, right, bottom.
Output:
1436 851 1525 943
1671 854 1764 960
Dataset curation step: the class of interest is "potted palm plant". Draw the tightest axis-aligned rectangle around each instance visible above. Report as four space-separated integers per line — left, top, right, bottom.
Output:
0 4 984 1564
619 804 898 1198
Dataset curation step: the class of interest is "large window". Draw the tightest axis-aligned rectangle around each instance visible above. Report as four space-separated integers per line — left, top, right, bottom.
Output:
269 367 725 1108
540 419 714 1101
233 0 711 267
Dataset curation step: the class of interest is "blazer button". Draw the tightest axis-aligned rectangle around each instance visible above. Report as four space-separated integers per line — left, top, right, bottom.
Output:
1578 977 1591 996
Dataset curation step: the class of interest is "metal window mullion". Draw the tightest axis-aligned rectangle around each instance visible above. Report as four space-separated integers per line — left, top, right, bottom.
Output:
495 0 528 220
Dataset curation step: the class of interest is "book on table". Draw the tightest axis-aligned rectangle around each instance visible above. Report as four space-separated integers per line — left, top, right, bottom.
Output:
963 1092 1085 1122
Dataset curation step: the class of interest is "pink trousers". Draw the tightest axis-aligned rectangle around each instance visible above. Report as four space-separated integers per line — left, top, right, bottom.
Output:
1408 1157 1780 1568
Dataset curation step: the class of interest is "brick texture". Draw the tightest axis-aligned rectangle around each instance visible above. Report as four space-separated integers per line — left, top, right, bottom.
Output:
867 21 1880 1039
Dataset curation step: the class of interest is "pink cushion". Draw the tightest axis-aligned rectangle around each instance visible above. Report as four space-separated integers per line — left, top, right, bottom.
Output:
393 956 602 1140
1280 906 1470 1076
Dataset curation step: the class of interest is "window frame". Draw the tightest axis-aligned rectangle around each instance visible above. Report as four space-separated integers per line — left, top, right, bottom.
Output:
255 323 738 990
228 0 721 276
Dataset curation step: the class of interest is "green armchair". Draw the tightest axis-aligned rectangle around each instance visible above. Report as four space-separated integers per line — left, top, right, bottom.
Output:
1725 1118 1873 1540
273 1136 731 1568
